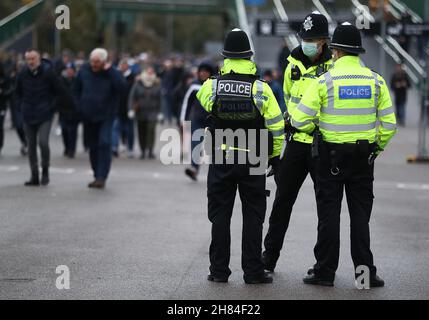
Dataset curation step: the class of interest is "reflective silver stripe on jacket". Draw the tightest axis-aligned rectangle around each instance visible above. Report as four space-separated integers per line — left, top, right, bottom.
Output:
378 106 395 117
319 121 376 132
372 71 380 112
380 121 397 130
269 128 284 137
265 114 284 126
324 72 335 110
254 80 264 112
319 74 377 84
209 79 218 102
321 106 376 115
297 103 317 116
291 118 313 128
290 96 301 104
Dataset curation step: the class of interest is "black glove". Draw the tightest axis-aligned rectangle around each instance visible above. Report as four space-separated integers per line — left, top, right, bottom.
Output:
267 156 281 178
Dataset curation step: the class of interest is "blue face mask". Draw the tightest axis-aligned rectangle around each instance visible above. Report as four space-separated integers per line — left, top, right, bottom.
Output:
302 41 319 58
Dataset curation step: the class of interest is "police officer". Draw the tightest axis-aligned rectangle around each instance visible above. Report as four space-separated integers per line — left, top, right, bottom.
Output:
197 29 285 284
290 23 397 287
262 12 333 272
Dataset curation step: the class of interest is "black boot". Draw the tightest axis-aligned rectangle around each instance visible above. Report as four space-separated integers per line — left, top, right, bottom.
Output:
303 268 334 287
262 251 279 273
370 275 385 288
25 170 40 187
244 272 273 284
41 167 49 186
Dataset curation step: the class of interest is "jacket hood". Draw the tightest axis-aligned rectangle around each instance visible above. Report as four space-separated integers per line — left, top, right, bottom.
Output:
220 59 257 75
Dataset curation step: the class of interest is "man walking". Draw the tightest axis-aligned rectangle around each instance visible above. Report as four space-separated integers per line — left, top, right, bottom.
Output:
15 49 61 186
73 48 125 189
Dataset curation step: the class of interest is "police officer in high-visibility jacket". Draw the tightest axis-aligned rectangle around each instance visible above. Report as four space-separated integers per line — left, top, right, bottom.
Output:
197 29 284 284
262 12 333 272
291 23 397 287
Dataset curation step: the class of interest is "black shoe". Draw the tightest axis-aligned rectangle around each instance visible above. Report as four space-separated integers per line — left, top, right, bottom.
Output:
20 146 28 156
244 272 273 284
370 275 385 288
25 172 40 187
41 167 49 186
262 251 278 273
207 274 228 283
112 151 119 158
185 167 198 181
303 271 334 287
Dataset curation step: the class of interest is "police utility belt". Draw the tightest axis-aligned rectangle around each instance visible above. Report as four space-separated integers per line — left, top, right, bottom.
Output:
204 74 273 164
312 128 378 175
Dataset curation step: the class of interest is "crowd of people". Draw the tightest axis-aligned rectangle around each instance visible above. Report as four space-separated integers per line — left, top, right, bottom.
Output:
0 47 286 187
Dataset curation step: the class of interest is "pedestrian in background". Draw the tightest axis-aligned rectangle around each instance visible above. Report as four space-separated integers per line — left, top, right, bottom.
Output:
73 48 125 189
8 62 28 156
112 59 135 158
57 62 80 159
15 49 62 186
263 69 286 114
181 62 214 181
390 63 410 127
129 66 161 159
0 63 13 156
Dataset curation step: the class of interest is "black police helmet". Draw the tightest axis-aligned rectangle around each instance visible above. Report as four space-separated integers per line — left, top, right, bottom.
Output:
298 12 330 40
222 28 254 59
329 22 366 54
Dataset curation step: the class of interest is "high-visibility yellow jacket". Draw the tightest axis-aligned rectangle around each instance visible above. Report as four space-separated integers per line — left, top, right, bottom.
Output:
283 47 333 144
196 58 285 158
290 55 397 151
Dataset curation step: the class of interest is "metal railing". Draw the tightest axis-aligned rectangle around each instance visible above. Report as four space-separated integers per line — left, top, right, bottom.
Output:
0 0 44 50
352 0 429 162
273 0 299 49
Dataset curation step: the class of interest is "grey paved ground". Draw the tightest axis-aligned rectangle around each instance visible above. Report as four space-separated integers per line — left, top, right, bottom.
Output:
0 103 428 300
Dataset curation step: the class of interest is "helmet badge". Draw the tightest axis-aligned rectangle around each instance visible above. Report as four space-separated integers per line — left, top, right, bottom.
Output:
303 16 313 31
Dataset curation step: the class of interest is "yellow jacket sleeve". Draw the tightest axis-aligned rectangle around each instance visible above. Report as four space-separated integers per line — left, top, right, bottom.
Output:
290 80 321 134
253 80 285 158
196 78 216 112
283 63 293 113
376 75 397 151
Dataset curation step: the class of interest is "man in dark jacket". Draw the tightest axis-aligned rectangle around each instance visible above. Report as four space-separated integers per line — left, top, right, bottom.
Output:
73 48 125 189
15 49 62 186
390 63 411 126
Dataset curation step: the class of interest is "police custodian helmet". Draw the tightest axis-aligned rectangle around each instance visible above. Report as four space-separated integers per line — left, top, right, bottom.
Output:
298 11 330 40
329 22 366 54
222 28 254 59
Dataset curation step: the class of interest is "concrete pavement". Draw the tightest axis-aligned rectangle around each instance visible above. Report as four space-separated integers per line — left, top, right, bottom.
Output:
0 106 428 299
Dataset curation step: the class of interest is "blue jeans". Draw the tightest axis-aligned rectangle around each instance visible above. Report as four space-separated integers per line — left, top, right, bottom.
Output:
85 120 114 181
112 117 134 152
395 101 406 125
60 118 79 156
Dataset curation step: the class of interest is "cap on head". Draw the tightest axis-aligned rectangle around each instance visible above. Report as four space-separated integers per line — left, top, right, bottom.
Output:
298 12 330 40
329 22 366 54
222 28 254 59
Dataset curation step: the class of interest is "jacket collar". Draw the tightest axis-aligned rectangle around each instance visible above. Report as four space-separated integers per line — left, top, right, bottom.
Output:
333 55 362 68
220 59 257 75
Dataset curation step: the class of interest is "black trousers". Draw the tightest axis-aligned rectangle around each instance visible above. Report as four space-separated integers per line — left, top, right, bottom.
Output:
264 140 316 257
313 143 376 280
207 164 266 278
24 119 52 172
